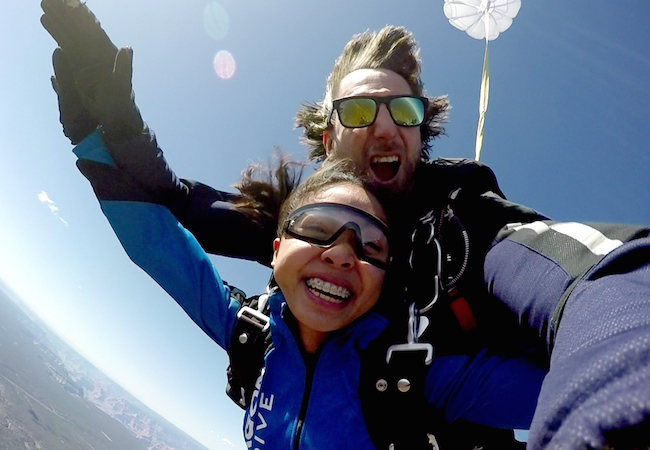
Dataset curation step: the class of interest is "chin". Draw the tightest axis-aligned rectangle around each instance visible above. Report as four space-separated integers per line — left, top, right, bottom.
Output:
371 176 413 203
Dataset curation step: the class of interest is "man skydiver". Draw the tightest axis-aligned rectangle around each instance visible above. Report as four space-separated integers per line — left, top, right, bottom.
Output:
41 0 650 448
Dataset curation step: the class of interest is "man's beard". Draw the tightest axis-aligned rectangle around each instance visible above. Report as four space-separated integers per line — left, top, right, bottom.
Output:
329 141 420 209
362 158 418 215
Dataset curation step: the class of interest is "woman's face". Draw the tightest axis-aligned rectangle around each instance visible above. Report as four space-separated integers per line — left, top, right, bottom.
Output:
271 183 387 353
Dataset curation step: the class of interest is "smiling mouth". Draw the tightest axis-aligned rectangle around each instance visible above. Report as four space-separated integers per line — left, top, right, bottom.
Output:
306 278 352 304
370 155 400 182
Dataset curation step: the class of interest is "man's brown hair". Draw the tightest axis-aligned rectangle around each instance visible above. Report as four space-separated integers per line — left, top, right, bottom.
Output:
295 26 450 161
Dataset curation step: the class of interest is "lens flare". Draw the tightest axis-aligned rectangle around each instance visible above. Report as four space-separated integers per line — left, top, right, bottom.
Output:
203 2 229 40
213 50 236 79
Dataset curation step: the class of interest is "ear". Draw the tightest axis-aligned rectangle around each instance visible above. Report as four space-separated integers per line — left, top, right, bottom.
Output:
323 131 332 157
271 238 281 268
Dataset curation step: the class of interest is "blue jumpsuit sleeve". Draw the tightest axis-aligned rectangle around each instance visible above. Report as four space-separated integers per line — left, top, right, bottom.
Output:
74 131 241 351
425 349 546 430
485 221 650 449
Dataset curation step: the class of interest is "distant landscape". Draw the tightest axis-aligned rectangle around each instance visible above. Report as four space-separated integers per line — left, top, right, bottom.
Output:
0 280 209 450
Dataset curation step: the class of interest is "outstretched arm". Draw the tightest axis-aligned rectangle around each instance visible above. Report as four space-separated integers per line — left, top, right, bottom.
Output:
73 134 241 351
42 0 275 265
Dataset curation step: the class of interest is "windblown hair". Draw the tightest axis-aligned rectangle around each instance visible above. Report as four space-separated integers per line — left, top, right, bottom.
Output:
233 153 371 238
233 150 306 235
295 26 450 161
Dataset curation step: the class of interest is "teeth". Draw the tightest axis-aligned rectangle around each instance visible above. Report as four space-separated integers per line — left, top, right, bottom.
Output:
306 278 352 303
371 155 399 164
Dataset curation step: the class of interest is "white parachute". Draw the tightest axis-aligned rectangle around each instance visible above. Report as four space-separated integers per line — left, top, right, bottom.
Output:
443 0 521 160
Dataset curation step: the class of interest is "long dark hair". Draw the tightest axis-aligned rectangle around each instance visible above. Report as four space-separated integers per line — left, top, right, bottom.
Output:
232 150 306 235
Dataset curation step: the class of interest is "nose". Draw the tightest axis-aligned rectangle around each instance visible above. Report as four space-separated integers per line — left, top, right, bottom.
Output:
371 103 398 139
321 231 357 269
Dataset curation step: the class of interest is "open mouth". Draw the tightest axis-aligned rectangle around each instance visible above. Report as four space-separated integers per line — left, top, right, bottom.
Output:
370 155 400 182
306 278 352 304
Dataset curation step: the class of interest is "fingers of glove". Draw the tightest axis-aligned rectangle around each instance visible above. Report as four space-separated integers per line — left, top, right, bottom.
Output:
52 48 85 107
114 47 135 93
50 75 59 95
75 47 134 116
41 0 117 72
52 48 91 115
40 0 68 42
52 47 76 89
53 74 99 145
76 46 143 142
41 0 101 42
71 48 129 115
51 48 99 144
40 13 65 48
40 0 86 52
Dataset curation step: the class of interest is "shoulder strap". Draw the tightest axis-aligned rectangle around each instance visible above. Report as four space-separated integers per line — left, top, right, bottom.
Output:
404 191 477 336
225 283 273 409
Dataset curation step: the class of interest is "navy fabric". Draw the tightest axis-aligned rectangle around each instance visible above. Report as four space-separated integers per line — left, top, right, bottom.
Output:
486 230 650 449
485 238 572 349
533 238 650 449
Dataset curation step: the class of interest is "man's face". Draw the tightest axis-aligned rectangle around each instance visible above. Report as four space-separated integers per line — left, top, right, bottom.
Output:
325 68 422 196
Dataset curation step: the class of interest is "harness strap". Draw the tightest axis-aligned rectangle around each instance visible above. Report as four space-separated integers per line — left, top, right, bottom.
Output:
448 287 477 331
225 286 272 409
359 316 435 450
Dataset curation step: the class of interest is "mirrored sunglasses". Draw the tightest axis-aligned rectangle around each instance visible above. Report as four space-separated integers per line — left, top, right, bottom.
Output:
282 203 391 270
329 95 428 128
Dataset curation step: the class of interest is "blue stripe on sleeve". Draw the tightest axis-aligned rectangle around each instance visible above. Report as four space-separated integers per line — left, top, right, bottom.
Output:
73 129 116 166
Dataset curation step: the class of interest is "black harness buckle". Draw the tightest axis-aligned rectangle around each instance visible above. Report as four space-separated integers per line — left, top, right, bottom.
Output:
236 305 270 332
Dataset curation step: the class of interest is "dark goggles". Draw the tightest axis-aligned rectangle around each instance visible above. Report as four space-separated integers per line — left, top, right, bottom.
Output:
282 203 391 270
329 95 428 128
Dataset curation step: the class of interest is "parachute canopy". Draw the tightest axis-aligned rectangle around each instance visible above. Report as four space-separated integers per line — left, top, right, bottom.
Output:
443 0 521 41
442 0 521 161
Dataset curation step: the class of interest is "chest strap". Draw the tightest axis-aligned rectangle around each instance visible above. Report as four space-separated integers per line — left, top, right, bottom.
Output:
359 303 435 450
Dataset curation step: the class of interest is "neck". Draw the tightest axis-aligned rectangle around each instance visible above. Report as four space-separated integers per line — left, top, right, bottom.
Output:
299 325 328 354
282 304 328 354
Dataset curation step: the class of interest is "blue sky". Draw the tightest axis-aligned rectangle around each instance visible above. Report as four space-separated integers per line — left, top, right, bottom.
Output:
1 1 649 449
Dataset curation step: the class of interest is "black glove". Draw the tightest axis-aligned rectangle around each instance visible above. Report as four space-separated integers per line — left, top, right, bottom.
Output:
41 0 143 142
51 47 98 145
40 0 117 76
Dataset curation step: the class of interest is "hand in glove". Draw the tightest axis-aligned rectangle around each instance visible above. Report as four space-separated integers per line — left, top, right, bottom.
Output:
51 47 98 145
41 0 143 142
